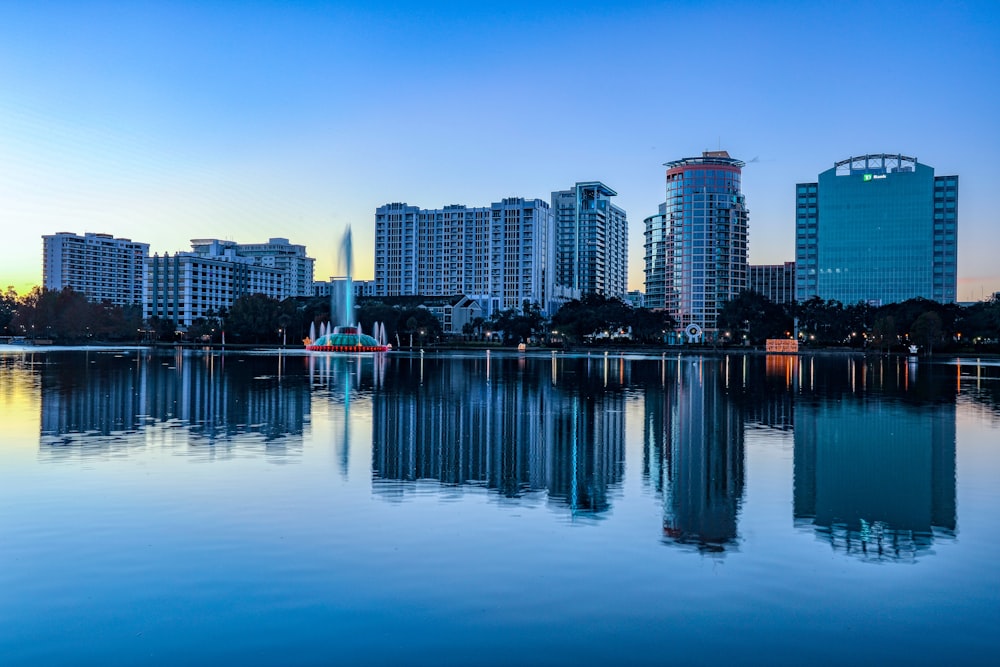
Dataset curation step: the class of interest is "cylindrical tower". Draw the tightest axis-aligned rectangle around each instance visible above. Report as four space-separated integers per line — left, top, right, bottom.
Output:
662 150 749 340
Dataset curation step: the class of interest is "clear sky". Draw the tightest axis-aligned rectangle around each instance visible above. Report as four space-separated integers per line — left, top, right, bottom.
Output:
1 0 997 301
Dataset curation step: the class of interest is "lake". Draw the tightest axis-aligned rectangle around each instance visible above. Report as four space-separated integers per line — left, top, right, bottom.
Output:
1 347 999 666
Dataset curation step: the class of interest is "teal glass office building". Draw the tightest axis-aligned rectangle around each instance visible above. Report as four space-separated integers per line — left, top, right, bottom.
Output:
795 154 957 305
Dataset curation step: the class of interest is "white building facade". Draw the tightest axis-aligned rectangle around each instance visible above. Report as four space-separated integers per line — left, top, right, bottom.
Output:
230 237 315 298
374 198 555 317
145 240 286 328
43 232 149 306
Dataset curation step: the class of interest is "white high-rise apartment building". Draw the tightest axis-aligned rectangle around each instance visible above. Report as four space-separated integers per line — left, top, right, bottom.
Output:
43 232 149 306
374 198 555 316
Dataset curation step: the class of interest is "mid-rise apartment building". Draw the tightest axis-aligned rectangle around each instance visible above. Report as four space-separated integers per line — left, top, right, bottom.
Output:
230 237 315 298
145 239 286 328
42 232 149 306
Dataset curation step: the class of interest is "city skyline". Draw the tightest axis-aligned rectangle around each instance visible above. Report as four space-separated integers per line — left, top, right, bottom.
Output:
2 1 998 301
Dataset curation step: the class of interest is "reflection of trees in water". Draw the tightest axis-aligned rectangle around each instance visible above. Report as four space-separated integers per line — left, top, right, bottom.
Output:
371 354 625 516
951 359 1000 421
36 350 311 458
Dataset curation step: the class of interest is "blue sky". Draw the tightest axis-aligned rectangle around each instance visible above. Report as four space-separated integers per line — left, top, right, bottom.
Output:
2 0 998 300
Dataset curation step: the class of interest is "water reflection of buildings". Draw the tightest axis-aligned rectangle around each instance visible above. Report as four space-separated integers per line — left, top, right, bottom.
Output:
38 350 310 456
793 355 957 561
642 357 745 554
953 357 1000 422
371 353 625 516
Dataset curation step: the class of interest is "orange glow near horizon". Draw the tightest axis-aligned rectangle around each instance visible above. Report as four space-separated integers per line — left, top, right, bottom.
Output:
0 358 41 457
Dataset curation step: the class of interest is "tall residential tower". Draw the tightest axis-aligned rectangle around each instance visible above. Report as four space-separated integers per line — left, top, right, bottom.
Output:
795 153 957 305
658 151 749 338
551 182 628 301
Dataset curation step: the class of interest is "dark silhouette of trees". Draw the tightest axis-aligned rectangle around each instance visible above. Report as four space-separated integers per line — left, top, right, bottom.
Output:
910 311 944 354
226 293 283 343
549 295 675 344
957 295 1000 344
6 287 142 341
492 302 545 345
717 290 792 344
1 287 17 335
4 279 996 354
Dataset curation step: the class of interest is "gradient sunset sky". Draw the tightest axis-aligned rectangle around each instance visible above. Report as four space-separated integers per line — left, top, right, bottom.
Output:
2 1 997 300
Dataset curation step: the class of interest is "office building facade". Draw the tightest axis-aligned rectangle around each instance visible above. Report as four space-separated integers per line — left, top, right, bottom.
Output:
551 182 628 300
373 198 555 317
43 232 149 306
661 151 749 337
795 153 957 305
749 262 796 305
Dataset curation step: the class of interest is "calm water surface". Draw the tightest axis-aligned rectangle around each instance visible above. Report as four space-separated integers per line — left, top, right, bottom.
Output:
1 348 999 666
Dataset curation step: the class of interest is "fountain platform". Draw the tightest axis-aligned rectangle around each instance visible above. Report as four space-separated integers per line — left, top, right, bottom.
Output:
306 326 389 353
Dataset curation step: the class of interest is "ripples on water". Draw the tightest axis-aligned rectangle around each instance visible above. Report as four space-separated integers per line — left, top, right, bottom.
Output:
1 348 999 666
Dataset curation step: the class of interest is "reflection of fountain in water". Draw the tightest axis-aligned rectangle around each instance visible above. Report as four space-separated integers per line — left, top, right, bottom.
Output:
307 226 388 352
308 350 388 479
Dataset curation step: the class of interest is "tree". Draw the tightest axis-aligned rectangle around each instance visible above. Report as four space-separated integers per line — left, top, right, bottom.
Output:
910 311 943 355
717 290 791 344
550 295 632 343
958 295 1000 344
226 293 283 343
144 316 178 342
10 287 94 341
871 315 897 352
397 307 442 346
0 287 17 335
630 308 676 343
492 301 546 345
875 297 959 347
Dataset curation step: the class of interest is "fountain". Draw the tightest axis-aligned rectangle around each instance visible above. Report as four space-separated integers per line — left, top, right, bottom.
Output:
306 226 390 353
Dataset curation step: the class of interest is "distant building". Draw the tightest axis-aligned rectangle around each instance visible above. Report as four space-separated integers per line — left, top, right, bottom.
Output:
625 290 645 309
551 182 628 300
749 262 796 304
313 278 376 299
374 198 555 317
145 239 286 328
354 279 376 297
795 153 957 305
42 232 149 306
661 151 750 338
421 295 485 336
643 202 668 310
228 237 315 298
